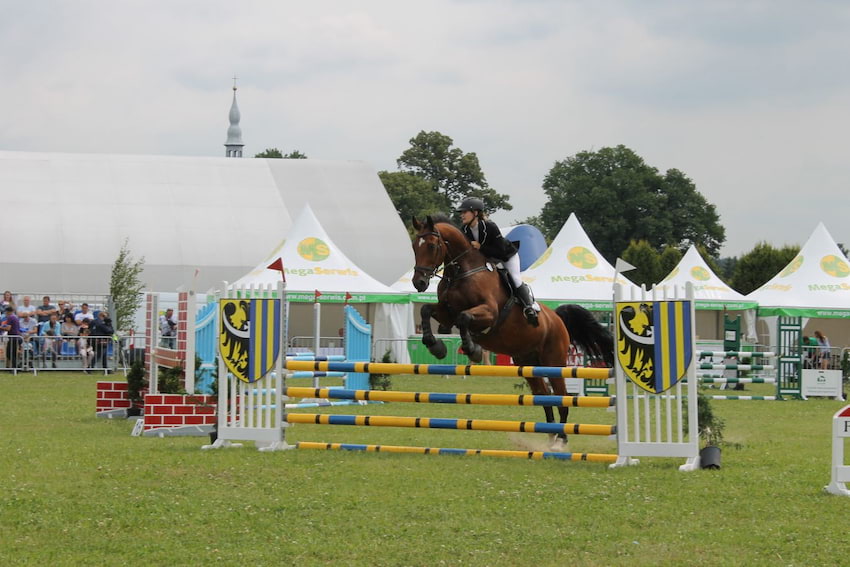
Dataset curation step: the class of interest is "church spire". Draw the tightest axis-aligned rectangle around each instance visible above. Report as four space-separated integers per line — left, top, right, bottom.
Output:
224 76 244 157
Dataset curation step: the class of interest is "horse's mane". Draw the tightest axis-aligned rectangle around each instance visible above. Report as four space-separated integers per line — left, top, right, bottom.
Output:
428 213 454 225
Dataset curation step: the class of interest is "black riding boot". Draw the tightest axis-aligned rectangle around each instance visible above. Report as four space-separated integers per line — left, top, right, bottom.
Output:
515 284 539 327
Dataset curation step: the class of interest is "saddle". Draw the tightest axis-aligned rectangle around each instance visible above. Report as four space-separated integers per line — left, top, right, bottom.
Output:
479 259 519 334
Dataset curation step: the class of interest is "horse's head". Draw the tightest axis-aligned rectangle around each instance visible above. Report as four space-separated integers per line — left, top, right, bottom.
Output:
411 215 447 292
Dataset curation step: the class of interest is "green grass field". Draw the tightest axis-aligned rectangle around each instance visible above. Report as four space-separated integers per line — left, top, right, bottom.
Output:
1 372 848 566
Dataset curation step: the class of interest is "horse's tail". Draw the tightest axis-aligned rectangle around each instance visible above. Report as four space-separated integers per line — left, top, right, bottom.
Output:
554 304 615 366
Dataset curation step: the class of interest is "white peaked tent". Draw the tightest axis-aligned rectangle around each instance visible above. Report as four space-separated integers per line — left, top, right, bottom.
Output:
520 213 638 310
656 246 758 342
747 223 850 318
233 204 412 362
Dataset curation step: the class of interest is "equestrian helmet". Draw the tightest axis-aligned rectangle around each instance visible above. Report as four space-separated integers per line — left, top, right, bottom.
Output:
456 197 485 213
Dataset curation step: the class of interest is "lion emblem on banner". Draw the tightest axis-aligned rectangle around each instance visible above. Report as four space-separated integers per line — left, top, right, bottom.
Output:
219 299 281 383
616 300 693 394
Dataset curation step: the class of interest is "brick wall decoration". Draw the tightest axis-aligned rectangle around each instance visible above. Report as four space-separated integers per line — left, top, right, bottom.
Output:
96 381 131 413
142 393 217 435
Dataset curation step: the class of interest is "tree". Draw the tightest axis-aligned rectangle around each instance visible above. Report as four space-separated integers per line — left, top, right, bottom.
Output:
378 171 448 233
730 242 800 295
538 145 725 263
396 131 511 213
255 148 307 159
621 240 663 287
255 148 282 158
110 238 145 332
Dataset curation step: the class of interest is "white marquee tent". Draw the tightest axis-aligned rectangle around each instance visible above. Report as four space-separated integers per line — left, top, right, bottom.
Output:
233 204 411 362
747 223 850 319
520 213 638 310
655 245 758 342
0 151 412 294
747 223 850 347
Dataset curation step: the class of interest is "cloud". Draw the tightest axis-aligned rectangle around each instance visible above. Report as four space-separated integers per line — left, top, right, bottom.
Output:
1 0 848 256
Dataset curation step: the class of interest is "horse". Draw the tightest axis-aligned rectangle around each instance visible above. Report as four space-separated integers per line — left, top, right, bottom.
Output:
411 214 614 448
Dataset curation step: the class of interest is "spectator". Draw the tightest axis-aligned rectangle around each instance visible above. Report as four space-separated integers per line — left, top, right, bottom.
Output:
39 313 61 368
801 335 818 369
159 308 177 348
36 295 57 324
814 330 831 369
61 313 79 338
60 314 79 361
0 306 20 369
17 296 36 319
18 312 39 369
90 310 114 370
74 303 95 327
77 327 94 373
57 300 74 320
0 290 15 312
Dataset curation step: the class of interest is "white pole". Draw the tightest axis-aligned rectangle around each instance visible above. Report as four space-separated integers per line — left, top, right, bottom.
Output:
313 299 321 388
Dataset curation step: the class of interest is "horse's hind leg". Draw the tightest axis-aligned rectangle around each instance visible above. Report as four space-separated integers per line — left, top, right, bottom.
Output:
420 303 448 359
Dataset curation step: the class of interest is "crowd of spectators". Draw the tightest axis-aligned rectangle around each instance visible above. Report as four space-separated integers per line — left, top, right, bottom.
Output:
0 292 113 372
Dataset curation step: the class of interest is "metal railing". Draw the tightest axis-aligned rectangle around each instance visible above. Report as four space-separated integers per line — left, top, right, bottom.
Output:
1 333 119 375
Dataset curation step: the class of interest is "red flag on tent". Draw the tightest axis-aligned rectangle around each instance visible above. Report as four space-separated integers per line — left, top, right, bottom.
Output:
314 290 322 302
267 258 286 282
344 292 352 304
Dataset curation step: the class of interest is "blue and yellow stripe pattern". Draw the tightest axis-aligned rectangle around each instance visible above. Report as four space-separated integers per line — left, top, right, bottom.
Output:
296 442 619 463
285 413 616 436
246 299 281 383
651 300 693 393
284 387 614 408
284 360 613 380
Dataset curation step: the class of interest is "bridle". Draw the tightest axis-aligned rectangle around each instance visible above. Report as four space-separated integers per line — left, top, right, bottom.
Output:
413 225 487 285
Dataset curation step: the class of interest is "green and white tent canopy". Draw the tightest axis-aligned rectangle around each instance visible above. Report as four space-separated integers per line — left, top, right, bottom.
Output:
520 213 639 310
655 245 757 311
233 204 407 303
747 223 850 318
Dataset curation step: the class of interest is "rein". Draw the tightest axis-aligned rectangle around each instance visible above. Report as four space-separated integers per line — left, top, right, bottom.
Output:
414 226 485 285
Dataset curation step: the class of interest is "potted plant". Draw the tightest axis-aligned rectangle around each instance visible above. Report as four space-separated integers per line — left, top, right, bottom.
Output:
125 359 148 417
696 391 725 469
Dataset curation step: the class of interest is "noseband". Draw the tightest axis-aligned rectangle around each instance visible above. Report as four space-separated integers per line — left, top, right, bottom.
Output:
414 226 479 282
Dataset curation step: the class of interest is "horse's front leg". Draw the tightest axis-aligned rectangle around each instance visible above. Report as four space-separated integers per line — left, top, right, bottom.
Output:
455 304 498 364
421 303 450 359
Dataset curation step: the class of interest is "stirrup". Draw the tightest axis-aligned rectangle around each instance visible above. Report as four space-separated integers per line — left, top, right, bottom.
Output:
524 306 539 326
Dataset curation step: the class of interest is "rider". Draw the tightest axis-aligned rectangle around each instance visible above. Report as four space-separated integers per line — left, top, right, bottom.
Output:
456 197 540 325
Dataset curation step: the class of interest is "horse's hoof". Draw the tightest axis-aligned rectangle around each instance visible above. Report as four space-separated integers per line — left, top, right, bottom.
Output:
429 340 447 359
550 436 566 451
467 346 483 363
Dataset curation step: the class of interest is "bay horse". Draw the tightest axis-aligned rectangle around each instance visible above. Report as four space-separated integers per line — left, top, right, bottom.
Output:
411 215 614 448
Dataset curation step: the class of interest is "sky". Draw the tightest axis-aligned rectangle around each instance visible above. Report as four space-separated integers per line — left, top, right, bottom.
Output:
2 0 848 258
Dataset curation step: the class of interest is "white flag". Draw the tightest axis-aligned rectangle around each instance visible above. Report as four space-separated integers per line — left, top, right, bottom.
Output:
615 258 637 273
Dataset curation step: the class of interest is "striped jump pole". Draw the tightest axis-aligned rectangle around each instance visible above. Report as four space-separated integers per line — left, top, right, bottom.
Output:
289 371 346 379
296 442 619 463
696 377 776 385
697 351 776 358
710 395 780 401
284 387 615 408
286 355 347 362
284 360 614 380
698 363 774 371
285 413 616 436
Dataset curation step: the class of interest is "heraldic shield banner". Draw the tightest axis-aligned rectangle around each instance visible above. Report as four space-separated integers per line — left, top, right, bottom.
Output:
616 300 693 394
219 299 282 383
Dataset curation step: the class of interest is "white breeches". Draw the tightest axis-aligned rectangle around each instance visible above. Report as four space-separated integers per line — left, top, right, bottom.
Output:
505 253 523 288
